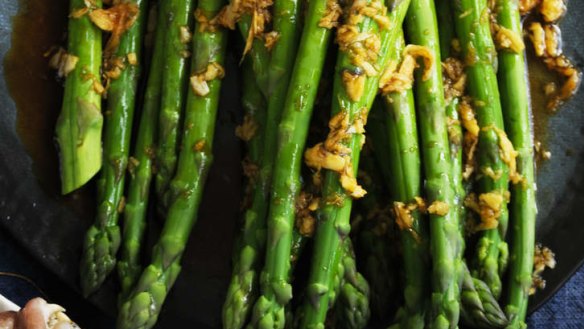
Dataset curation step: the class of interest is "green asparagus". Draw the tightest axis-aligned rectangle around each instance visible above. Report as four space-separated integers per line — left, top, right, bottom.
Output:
452 0 510 300
334 239 371 329
118 1 168 299
80 0 145 296
155 0 195 209
378 28 429 329
223 1 302 328
493 0 537 327
299 1 412 328
55 0 103 194
247 1 335 327
460 262 508 328
117 1 227 327
353 145 399 322
436 3 512 328
237 15 271 97
405 0 463 327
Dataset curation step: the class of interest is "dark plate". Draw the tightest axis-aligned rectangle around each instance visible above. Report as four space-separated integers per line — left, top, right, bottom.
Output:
1 0 583 328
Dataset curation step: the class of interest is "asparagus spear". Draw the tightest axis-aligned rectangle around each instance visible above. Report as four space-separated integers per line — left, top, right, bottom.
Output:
237 16 271 97
117 1 168 299
299 1 412 328
155 0 195 209
436 1 508 327
246 1 335 327
223 1 302 327
117 1 227 328
405 0 463 327
460 262 507 328
80 0 145 296
436 0 465 227
493 0 537 326
334 239 371 329
452 0 510 299
353 147 399 322
55 0 103 194
377 28 429 329
222 61 268 329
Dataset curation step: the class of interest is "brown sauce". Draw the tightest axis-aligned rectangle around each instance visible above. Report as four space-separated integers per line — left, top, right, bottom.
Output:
4 0 94 218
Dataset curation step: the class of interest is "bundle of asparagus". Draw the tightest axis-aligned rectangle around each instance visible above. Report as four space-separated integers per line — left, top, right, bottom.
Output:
51 0 578 328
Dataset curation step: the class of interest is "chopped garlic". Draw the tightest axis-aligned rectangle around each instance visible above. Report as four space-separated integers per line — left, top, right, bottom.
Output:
428 201 449 216
190 62 225 97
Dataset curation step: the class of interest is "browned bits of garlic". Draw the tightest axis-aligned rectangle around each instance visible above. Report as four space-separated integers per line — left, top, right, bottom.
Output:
263 31 280 50
194 8 218 33
492 127 522 184
379 45 434 95
527 20 581 110
342 70 366 102
539 0 567 23
49 48 79 78
495 25 526 53
465 192 506 231
393 201 414 231
530 244 556 295
528 22 546 57
190 62 226 97
235 113 259 141
304 110 368 199
519 0 541 15
427 201 450 216
295 191 320 237
335 0 389 82
211 0 273 57
319 0 343 29
458 97 479 180
89 3 140 59
442 57 467 101
179 26 193 44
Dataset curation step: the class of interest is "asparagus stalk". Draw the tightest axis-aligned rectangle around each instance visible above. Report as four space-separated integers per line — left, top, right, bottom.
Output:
55 0 103 194
460 262 508 328
237 16 271 97
80 0 146 296
353 146 399 322
436 1 510 327
436 0 465 227
117 1 227 328
222 61 268 329
493 0 537 326
377 28 429 329
155 0 195 209
117 1 168 299
223 1 302 328
452 0 510 299
247 1 335 327
333 239 371 329
405 0 464 327
299 1 412 328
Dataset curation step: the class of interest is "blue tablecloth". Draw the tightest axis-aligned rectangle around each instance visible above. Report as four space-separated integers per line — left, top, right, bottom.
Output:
0 226 582 328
